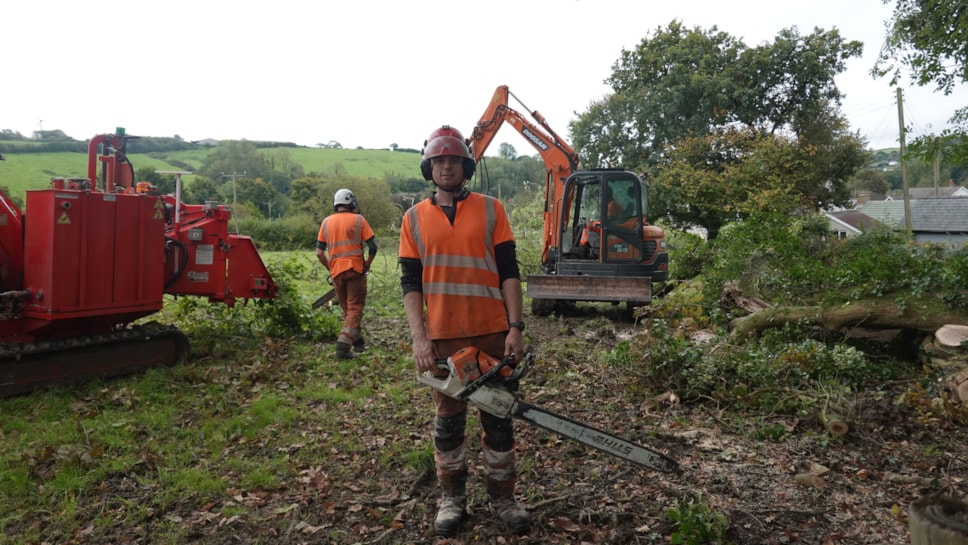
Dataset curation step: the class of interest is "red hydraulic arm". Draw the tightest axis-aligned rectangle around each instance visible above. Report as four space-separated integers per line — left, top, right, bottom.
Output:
467 85 580 264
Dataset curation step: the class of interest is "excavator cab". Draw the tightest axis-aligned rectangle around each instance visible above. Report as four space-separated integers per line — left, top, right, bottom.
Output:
561 170 652 265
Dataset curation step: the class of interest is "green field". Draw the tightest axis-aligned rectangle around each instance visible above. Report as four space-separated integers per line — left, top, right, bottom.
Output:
0 146 421 202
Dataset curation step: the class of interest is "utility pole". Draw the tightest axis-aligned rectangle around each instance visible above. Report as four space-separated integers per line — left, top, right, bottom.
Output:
221 171 245 233
896 89 912 240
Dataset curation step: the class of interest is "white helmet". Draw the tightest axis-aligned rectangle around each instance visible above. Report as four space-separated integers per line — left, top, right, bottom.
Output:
333 188 357 211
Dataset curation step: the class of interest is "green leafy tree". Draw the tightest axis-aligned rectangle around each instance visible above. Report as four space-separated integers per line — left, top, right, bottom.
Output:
571 21 863 171
850 169 891 195
498 143 518 160
263 148 305 194
650 128 813 239
738 27 863 137
873 0 968 164
471 156 545 201
225 177 282 219
572 21 743 169
0 130 27 141
874 0 967 94
182 176 221 205
788 100 869 208
198 140 271 182
288 175 400 232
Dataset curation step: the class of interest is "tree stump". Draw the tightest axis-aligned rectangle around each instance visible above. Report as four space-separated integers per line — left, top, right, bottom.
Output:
936 325 968 352
910 495 968 544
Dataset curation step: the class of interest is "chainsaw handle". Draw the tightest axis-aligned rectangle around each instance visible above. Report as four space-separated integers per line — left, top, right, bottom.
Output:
458 352 532 399
507 352 531 382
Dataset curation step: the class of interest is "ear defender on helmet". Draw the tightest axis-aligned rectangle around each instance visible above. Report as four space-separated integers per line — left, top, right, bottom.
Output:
333 188 357 211
420 125 476 182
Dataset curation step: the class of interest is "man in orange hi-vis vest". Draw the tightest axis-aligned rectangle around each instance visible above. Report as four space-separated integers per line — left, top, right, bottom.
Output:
399 126 529 537
316 188 377 360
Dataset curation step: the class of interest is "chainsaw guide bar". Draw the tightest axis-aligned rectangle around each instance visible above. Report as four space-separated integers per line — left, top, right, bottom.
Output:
418 349 678 473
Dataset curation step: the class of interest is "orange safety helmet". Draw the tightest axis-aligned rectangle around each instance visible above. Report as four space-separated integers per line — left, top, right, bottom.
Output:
420 125 476 181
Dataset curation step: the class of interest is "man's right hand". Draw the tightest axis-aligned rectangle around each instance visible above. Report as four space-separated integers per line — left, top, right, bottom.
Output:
412 336 436 374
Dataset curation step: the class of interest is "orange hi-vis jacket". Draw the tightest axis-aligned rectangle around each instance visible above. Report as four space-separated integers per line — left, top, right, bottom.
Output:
317 212 375 279
399 192 514 341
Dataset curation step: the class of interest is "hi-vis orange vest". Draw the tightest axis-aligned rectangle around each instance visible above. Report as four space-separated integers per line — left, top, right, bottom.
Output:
399 192 513 341
318 212 374 278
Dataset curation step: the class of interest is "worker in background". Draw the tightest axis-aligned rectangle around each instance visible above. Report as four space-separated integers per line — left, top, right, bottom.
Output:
316 188 377 360
399 125 530 537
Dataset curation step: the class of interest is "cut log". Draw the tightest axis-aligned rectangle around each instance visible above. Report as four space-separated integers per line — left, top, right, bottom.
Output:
817 407 849 437
909 495 968 545
729 300 968 341
794 473 826 489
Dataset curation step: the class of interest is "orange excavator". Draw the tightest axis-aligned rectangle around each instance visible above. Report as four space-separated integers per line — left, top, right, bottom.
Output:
0 128 276 395
468 85 668 317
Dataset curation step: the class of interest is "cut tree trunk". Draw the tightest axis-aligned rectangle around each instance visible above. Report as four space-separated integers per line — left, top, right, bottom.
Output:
909 495 968 544
728 300 968 341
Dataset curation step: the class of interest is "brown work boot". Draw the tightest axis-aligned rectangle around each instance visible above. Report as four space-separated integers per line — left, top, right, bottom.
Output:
492 497 530 534
335 342 356 360
434 492 466 537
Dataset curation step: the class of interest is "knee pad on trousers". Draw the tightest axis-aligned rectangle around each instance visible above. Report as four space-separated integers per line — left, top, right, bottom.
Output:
434 413 467 452
481 411 514 452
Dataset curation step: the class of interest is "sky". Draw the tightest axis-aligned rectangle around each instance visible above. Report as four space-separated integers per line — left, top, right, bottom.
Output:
3 0 966 155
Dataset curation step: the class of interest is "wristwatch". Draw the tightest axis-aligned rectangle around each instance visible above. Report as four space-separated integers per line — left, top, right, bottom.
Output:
508 321 526 332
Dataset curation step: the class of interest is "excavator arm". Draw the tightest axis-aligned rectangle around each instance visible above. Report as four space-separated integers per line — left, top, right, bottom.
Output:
468 85 579 179
468 85 581 264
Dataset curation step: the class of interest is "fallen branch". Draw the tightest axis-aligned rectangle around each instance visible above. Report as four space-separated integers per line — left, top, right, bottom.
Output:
885 472 936 486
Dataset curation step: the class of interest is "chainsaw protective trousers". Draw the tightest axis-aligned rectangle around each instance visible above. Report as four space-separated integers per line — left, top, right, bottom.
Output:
431 333 519 501
333 270 366 345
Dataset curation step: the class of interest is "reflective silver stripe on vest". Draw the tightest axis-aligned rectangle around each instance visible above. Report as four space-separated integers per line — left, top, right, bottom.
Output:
405 206 424 256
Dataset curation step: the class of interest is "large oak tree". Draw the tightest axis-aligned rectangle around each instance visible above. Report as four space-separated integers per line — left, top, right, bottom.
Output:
570 22 867 236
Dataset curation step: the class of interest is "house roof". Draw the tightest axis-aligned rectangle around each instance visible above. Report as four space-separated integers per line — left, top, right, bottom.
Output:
906 186 968 199
827 210 883 233
857 197 968 233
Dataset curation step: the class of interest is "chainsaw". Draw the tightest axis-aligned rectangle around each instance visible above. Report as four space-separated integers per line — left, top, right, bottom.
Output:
312 275 336 309
417 346 678 473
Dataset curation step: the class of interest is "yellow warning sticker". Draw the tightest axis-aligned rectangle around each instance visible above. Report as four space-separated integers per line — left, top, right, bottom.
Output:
57 212 71 224
154 210 164 220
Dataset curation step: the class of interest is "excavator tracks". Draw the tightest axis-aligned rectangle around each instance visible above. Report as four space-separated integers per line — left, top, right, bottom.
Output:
0 322 190 397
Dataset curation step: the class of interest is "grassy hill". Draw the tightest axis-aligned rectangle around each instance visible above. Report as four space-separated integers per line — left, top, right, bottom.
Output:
0 146 421 202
